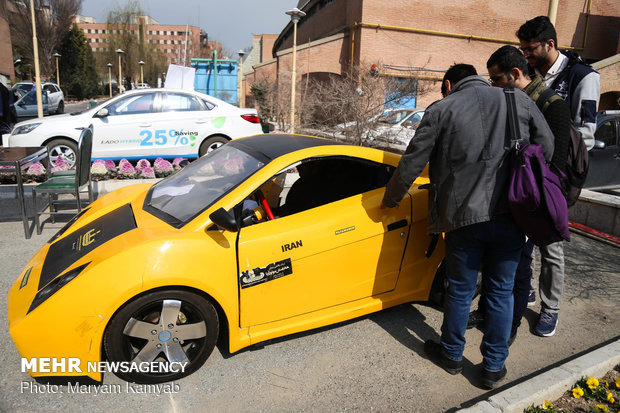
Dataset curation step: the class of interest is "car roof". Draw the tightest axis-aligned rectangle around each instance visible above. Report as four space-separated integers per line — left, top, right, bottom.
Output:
232 134 343 160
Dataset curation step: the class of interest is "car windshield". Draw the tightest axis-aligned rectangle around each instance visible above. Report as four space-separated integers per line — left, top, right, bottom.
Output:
144 144 267 227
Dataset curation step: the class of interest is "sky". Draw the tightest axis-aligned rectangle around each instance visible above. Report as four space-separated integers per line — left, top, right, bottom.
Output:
79 0 299 57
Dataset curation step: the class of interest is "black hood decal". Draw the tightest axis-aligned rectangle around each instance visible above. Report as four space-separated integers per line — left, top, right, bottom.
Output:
39 204 137 290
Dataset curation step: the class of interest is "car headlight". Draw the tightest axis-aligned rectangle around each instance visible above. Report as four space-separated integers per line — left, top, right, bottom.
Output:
12 123 42 135
28 262 90 314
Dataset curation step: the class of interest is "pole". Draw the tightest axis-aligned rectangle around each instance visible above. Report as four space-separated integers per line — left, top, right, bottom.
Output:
213 50 218 99
290 20 298 133
547 0 559 25
183 23 188 66
118 54 122 93
29 0 43 118
55 56 60 87
107 64 112 97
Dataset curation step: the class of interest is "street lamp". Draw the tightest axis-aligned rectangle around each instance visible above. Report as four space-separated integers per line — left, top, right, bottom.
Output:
116 49 124 93
138 60 145 87
285 7 305 133
107 63 113 97
237 50 245 107
53 53 61 87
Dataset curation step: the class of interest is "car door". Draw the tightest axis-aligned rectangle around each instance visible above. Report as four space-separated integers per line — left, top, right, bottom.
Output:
43 84 58 111
236 157 411 327
585 116 620 189
91 91 158 158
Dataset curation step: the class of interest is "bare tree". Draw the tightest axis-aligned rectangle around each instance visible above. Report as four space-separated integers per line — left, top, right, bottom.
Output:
299 62 431 146
8 0 82 79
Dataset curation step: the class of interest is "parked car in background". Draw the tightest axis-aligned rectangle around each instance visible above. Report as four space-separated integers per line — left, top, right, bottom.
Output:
136 83 151 89
12 81 64 114
584 110 620 191
366 108 425 146
11 89 49 121
7 88 263 166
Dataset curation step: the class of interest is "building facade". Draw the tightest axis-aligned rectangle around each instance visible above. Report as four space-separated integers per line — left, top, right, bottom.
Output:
74 14 218 66
248 0 620 111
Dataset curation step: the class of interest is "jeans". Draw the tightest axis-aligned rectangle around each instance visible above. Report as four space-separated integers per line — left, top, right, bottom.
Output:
512 239 535 333
441 215 524 372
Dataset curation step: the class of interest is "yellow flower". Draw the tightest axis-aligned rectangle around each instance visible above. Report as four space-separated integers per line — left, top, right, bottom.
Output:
572 387 584 398
607 391 615 404
542 400 553 410
616 377 620 388
601 379 609 388
587 377 599 389
594 404 608 413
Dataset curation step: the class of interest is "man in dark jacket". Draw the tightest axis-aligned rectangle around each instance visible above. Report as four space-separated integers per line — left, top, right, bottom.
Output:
381 64 554 389
484 45 571 341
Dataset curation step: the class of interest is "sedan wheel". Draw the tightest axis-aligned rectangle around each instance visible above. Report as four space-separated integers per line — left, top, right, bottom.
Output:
47 139 78 168
104 290 219 383
199 136 228 156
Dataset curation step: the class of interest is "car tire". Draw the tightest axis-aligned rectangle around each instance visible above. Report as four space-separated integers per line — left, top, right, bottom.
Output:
199 136 229 156
56 100 64 114
103 290 219 384
428 261 447 308
46 138 78 168
104 289 219 384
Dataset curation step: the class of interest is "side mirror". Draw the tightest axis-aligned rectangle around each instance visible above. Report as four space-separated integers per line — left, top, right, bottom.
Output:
593 140 605 150
209 208 238 232
402 120 412 127
95 108 109 118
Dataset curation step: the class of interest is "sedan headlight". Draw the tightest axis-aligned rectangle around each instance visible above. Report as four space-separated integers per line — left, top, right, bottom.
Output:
12 123 42 135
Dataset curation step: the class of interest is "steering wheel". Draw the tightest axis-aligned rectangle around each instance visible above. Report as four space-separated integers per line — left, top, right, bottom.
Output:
257 190 275 220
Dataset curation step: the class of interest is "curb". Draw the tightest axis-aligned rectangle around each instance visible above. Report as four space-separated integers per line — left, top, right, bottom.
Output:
457 338 620 413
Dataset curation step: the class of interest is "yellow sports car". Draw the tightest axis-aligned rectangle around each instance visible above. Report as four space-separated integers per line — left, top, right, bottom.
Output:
8 134 445 384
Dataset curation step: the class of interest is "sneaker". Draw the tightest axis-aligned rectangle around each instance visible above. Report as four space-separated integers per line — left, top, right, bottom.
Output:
467 309 485 329
527 291 536 307
535 312 558 337
423 340 463 375
480 366 507 389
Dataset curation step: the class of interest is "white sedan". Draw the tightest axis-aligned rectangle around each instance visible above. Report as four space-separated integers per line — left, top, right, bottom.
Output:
7 89 263 166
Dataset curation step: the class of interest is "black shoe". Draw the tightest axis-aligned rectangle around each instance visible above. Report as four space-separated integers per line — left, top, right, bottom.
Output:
480 366 507 389
467 310 485 329
508 330 517 347
423 340 463 375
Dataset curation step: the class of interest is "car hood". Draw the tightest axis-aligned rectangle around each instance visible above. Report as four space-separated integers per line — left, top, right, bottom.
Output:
12 111 90 129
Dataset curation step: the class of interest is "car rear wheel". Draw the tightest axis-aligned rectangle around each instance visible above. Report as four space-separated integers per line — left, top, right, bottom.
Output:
56 100 64 114
46 138 77 168
104 289 219 384
199 136 228 156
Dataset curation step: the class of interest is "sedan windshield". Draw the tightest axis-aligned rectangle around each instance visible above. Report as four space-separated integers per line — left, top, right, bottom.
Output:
144 144 266 227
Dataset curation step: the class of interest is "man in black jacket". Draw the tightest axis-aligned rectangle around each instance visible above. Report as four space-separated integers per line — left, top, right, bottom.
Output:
481 45 571 341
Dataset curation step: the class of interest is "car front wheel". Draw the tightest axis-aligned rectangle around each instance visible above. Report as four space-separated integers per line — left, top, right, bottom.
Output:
104 289 219 384
56 100 64 114
46 138 77 168
199 136 228 156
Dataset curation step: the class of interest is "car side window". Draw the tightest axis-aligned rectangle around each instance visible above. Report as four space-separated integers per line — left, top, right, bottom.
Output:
106 93 155 115
162 93 205 112
595 120 618 147
237 156 395 227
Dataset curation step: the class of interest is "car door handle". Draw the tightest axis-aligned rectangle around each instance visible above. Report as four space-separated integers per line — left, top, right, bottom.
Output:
387 219 408 232
195 119 208 124
139 123 152 127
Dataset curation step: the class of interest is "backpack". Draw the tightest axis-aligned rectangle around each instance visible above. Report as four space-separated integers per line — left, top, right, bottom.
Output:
536 88 589 207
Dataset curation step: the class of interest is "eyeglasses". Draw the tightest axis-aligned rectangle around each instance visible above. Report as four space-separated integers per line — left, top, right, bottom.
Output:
519 42 542 53
489 74 506 86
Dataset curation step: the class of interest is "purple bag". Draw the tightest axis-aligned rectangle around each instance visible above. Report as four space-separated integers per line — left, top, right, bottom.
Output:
504 88 569 247
508 142 570 246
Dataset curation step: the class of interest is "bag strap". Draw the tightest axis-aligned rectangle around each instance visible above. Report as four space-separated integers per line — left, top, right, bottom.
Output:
535 88 561 114
503 88 522 149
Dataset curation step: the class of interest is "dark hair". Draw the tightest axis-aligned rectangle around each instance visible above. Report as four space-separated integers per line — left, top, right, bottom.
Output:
487 45 529 74
441 63 477 96
516 16 557 46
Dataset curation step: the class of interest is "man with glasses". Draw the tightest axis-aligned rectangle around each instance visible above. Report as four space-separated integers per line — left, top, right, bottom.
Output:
517 15 600 150
470 45 571 342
